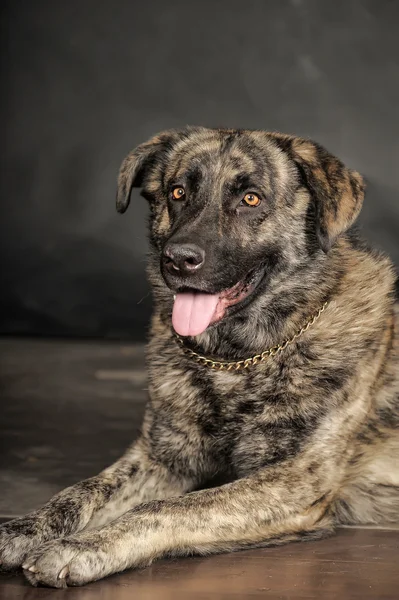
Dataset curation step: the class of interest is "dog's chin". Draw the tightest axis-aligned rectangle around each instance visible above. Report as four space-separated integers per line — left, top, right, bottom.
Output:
166 266 265 336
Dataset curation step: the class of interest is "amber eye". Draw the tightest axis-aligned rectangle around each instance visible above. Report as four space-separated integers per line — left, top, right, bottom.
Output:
171 187 186 200
242 193 261 207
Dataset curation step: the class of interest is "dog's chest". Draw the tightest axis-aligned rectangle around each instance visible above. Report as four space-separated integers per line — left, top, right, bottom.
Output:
147 356 317 478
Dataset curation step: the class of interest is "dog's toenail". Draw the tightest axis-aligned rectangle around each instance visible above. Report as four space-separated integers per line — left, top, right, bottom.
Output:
58 566 69 579
26 565 37 573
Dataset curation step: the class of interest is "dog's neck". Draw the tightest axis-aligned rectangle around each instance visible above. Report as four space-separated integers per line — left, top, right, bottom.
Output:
186 291 331 362
175 301 328 369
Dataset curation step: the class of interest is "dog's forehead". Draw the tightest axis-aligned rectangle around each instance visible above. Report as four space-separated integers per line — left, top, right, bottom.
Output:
162 130 291 186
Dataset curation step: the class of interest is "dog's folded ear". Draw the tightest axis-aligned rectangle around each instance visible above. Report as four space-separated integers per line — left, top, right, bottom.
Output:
116 130 180 213
271 134 365 253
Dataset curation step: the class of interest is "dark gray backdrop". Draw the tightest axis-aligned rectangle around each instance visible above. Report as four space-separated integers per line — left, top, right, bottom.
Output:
1 0 398 341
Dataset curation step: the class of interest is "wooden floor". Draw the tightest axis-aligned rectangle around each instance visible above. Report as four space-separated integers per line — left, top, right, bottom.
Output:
1 338 398 599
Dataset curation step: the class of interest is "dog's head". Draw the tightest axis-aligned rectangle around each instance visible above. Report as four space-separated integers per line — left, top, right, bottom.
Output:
116 127 364 337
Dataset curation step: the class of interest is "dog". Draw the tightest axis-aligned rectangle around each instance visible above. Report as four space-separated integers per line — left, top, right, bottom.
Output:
1 127 398 587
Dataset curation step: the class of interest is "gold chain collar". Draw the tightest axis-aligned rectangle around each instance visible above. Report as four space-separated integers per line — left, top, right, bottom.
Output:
174 302 328 371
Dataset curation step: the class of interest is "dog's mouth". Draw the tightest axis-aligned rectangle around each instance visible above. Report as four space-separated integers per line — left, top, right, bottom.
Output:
171 267 264 337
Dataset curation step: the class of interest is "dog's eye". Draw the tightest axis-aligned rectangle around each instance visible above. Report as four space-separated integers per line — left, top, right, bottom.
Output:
171 187 186 200
242 193 261 207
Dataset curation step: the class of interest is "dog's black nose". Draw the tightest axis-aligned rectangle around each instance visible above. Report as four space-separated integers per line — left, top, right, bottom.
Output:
163 243 205 276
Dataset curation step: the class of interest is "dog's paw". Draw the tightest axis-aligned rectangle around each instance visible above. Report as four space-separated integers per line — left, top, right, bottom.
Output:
22 538 111 588
0 516 48 571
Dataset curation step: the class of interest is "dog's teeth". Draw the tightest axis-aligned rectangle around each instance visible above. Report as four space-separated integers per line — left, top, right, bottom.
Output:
173 295 176 300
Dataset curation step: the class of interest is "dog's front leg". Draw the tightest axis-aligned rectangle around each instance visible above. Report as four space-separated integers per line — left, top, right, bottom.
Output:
0 438 192 571
23 465 334 587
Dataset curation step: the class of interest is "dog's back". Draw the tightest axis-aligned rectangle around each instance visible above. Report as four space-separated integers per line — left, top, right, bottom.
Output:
334 301 399 525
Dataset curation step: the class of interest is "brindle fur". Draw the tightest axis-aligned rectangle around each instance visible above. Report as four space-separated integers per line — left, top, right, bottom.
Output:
1 127 398 587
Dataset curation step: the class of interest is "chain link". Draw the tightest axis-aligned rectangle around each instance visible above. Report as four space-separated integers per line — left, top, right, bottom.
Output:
174 302 328 371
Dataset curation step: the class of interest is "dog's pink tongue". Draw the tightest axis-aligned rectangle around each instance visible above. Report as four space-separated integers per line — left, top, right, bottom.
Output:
172 292 220 336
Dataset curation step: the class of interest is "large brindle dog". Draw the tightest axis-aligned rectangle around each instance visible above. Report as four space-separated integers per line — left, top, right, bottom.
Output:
1 127 398 587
